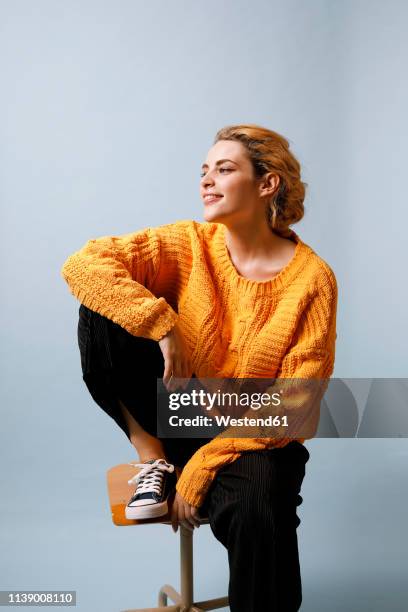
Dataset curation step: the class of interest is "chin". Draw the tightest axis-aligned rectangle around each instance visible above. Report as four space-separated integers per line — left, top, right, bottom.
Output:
203 207 225 224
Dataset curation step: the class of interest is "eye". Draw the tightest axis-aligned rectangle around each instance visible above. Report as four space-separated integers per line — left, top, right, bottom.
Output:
200 167 232 178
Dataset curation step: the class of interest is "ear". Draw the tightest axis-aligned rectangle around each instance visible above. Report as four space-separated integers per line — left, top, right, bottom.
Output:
258 172 280 198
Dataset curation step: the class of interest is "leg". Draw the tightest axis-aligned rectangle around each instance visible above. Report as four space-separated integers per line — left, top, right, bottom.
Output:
201 441 310 612
77 303 164 461
77 304 206 467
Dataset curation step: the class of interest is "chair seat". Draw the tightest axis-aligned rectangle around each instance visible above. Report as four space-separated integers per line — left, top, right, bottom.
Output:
106 462 209 526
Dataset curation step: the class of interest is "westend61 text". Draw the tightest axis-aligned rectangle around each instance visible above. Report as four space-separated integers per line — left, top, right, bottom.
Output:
168 415 289 427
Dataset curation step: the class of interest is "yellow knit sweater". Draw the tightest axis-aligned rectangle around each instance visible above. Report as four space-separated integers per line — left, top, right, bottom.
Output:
61 219 338 507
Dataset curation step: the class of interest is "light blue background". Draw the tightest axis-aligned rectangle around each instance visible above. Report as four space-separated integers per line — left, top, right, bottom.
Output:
1 1 407 610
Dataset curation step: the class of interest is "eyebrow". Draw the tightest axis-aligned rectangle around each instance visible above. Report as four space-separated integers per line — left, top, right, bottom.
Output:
201 159 238 169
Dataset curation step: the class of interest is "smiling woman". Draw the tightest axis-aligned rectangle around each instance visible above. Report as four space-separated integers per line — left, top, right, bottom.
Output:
61 123 337 612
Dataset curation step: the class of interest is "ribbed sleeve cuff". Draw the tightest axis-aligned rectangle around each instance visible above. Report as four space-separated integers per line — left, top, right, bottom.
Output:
175 464 216 508
135 297 179 341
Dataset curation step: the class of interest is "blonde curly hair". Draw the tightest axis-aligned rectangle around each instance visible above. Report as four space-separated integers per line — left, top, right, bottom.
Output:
214 124 307 238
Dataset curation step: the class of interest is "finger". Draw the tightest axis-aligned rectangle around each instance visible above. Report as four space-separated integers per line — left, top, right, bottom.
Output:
177 503 193 531
171 500 178 533
179 506 194 532
170 374 183 393
181 364 193 390
164 364 177 392
163 360 173 386
168 374 177 393
188 508 201 529
184 506 199 530
190 507 201 528
181 519 194 532
168 360 182 392
176 377 186 392
178 359 188 379
178 371 191 392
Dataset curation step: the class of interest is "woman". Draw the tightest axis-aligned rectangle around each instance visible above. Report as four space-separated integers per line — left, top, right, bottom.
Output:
61 124 338 611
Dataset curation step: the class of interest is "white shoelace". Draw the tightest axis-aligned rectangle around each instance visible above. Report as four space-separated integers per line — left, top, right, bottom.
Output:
127 459 175 496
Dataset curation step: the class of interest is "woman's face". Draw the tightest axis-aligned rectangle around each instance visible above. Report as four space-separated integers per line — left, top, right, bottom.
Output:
200 140 263 226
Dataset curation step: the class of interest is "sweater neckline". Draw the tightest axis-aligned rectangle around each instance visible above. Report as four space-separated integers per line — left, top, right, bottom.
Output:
213 223 310 295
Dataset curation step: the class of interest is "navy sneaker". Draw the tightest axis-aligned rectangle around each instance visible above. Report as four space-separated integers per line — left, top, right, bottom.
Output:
125 458 176 520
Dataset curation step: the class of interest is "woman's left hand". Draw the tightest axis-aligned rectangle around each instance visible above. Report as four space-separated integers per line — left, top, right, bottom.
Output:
171 491 202 533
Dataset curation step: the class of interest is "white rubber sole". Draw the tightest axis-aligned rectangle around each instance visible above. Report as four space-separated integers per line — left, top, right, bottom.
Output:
125 499 169 520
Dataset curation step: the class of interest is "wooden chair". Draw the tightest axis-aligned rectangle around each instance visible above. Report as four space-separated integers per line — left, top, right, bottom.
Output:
107 463 229 612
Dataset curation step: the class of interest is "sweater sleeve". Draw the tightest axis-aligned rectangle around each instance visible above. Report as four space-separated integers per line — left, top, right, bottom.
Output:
176 268 338 508
60 226 178 342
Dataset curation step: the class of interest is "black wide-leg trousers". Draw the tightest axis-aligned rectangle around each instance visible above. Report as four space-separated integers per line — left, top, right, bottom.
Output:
77 304 310 611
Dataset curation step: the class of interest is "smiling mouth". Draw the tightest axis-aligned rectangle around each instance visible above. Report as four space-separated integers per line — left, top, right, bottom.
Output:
204 195 223 204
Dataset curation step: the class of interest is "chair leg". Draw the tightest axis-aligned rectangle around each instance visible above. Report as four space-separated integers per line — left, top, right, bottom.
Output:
180 524 194 607
158 584 182 606
190 596 230 610
121 605 180 612
122 524 228 612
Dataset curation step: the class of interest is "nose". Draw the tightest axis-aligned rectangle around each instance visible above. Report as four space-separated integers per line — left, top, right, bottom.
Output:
201 171 215 189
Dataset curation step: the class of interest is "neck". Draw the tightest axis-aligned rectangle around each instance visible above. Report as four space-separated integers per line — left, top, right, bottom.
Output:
223 221 284 263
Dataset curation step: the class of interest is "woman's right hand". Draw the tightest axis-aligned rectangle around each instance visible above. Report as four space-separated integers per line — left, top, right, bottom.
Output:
158 323 193 392
159 326 224 417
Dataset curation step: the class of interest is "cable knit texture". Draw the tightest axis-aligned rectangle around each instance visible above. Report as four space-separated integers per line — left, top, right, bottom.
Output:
61 219 338 507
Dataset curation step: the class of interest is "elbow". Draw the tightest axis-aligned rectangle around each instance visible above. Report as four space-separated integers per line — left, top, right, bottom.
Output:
60 253 81 285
